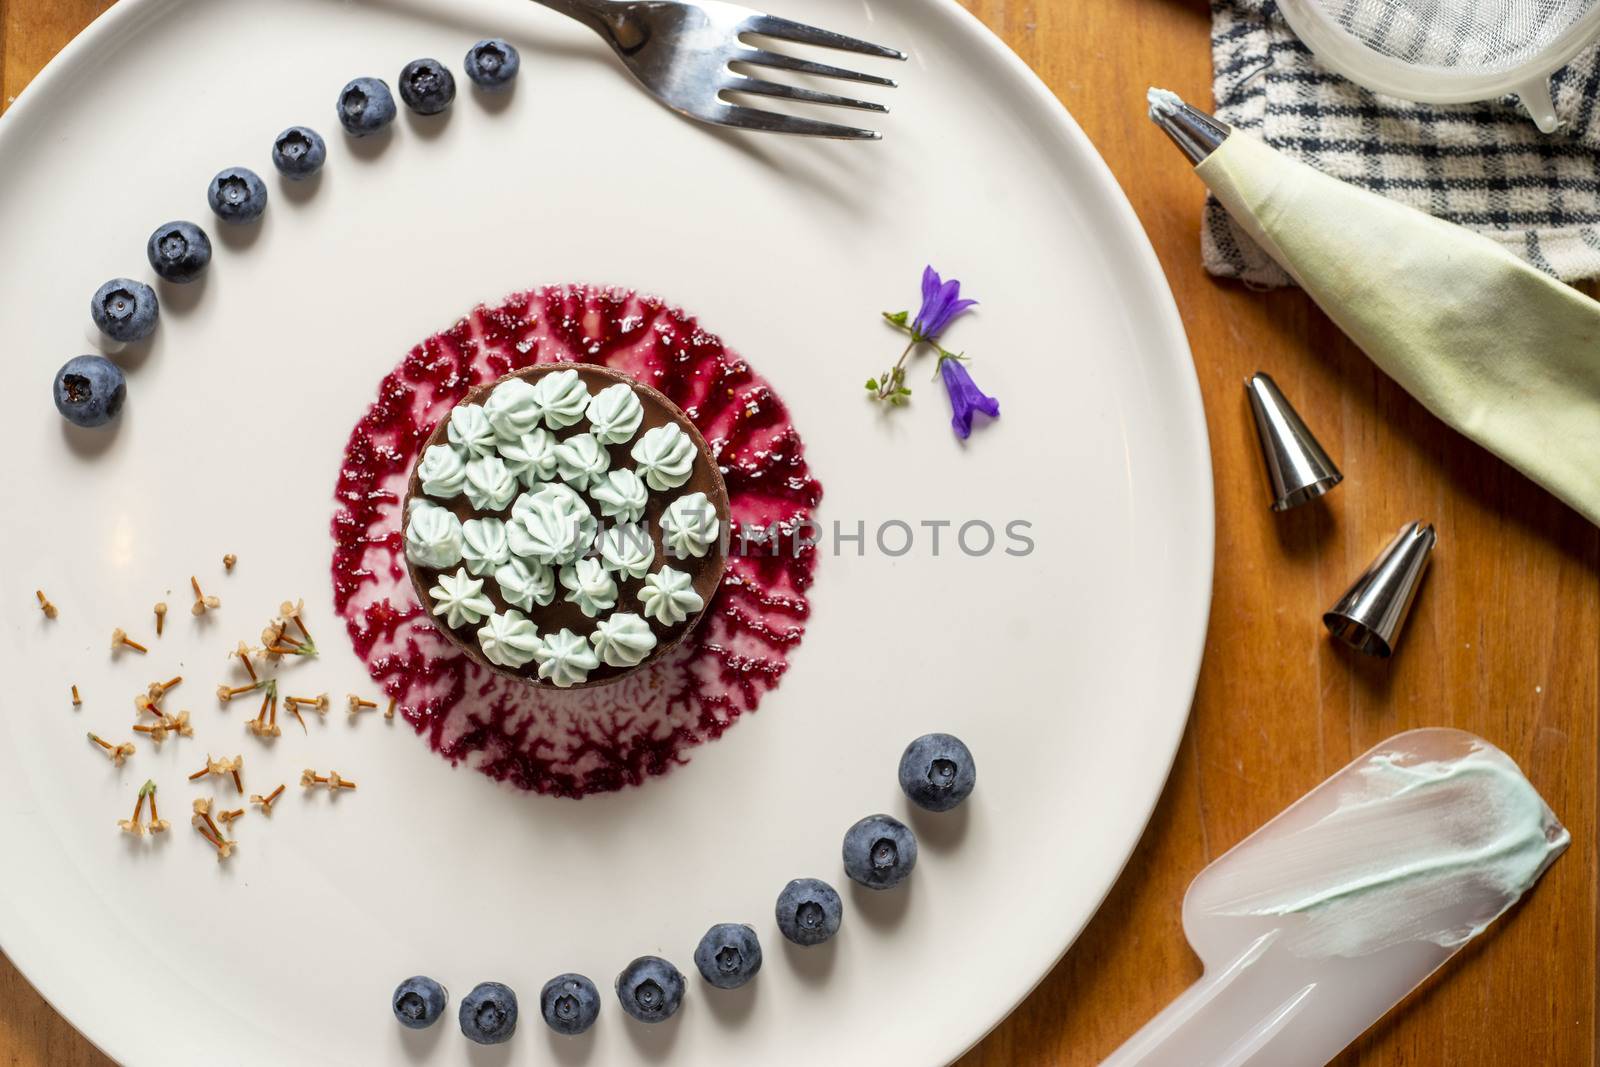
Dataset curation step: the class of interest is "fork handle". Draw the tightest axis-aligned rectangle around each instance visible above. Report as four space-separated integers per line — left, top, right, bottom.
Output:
528 0 651 53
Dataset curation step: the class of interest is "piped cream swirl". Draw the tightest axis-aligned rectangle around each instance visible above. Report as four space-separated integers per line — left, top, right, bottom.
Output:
483 378 543 443
418 444 469 500
639 566 704 626
477 609 543 668
660 492 720 559
447 404 498 458
591 612 658 668
461 517 511 577
495 557 556 611
429 568 495 629
591 469 649 524
587 383 644 445
598 524 655 579
509 489 595 565
463 455 518 512
554 433 611 491
534 627 600 687
530 368 590 429
559 558 619 618
499 428 560 486
631 423 696 491
405 500 464 570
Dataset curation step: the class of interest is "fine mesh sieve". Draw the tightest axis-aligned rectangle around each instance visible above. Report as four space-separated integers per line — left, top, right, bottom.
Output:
1277 0 1600 131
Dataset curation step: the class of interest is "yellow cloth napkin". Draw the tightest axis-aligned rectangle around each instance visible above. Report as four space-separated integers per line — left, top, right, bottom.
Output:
1197 131 1600 526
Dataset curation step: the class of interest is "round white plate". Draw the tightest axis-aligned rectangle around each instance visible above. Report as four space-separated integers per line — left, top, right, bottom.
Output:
0 0 1212 1063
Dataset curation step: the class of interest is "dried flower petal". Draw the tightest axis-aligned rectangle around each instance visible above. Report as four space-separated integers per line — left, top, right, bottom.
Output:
111 628 148 654
251 783 286 814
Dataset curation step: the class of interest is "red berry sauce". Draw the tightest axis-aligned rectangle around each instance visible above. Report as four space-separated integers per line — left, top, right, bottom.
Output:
330 286 823 798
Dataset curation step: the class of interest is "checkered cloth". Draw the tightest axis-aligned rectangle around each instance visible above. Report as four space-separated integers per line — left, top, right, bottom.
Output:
1206 0 1600 287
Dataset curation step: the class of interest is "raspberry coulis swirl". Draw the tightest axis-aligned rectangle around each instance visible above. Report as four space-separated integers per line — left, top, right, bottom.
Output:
331 286 823 798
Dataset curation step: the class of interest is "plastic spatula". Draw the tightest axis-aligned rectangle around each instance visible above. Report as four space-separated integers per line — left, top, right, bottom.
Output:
1103 729 1568 1067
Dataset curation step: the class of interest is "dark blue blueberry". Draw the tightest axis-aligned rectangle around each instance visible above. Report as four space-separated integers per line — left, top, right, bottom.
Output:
458 981 518 1044
399 58 456 115
207 167 268 224
842 814 918 890
693 923 762 990
53 355 126 428
464 39 521 90
90 279 158 343
146 220 212 284
614 956 685 1024
899 733 977 812
391 976 447 1030
775 878 842 947
338 77 397 136
539 973 600 1036
271 126 327 180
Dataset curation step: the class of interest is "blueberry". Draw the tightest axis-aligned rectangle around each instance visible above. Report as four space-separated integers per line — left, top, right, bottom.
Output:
458 981 518 1044
271 126 326 180
399 58 456 115
539 973 600 1036
464 39 521 90
775 878 842 947
53 355 126 429
338 77 397 136
208 167 268 224
614 956 685 1024
898 732 977 812
693 923 762 990
90 279 158 343
146 220 212 284
391 975 447 1030
842 814 919 890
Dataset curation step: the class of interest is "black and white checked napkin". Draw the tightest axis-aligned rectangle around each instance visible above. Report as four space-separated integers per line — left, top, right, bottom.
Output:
1206 0 1600 287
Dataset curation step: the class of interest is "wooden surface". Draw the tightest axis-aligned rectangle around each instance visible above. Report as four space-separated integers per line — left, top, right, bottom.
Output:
3 1 1597 1064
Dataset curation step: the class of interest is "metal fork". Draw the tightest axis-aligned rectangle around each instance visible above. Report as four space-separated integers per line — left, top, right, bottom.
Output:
530 0 907 139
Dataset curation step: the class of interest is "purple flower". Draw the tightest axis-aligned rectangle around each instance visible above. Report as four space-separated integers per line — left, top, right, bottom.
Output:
912 266 978 341
940 358 999 440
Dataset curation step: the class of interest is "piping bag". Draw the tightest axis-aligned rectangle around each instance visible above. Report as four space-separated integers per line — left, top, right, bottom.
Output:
1102 730 1568 1066
1149 90 1600 527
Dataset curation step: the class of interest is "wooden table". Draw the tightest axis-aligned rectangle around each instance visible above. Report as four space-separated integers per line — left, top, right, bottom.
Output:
4 2 1596 1064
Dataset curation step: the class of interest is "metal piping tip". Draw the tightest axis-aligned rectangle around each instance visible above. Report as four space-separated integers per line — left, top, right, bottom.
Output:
1147 87 1231 164
1324 522 1437 658
1246 372 1343 511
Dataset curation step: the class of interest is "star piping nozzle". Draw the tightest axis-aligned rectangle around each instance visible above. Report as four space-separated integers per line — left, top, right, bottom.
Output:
1245 372 1343 511
1324 521 1437 657
1147 88 1231 163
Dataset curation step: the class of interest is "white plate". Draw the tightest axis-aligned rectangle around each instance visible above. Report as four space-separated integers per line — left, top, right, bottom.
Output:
0 0 1212 1063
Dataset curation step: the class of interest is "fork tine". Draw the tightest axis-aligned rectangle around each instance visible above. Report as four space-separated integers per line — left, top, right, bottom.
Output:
735 47 898 87
723 76 889 113
742 14 909 60
716 104 883 140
